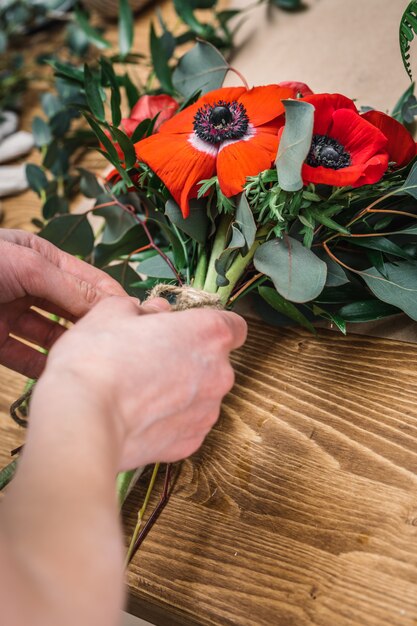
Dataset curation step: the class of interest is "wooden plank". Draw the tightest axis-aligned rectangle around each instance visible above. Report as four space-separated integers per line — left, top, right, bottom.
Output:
120 323 417 626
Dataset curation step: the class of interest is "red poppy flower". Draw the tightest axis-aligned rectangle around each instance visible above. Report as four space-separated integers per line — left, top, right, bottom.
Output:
361 109 416 168
297 93 389 187
134 85 296 217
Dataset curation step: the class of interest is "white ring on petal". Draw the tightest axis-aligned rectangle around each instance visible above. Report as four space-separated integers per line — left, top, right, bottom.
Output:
188 133 219 157
218 124 256 153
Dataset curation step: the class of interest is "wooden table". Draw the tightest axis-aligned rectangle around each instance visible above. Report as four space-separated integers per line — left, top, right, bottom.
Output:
1 3 417 625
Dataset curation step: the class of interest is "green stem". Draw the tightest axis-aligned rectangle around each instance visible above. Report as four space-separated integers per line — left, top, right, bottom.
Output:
124 462 160 567
0 459 18 491
193 245 208 289
217 225 269 306
203 213 233 293
117 467 144 508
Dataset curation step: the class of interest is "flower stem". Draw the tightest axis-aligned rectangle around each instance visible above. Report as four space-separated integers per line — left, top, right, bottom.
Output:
124 463 160 568
193 245 208 289
217 226 269 305
203 213 233 293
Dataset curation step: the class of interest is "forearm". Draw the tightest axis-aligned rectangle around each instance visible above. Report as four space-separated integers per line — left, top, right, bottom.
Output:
0 369 125 626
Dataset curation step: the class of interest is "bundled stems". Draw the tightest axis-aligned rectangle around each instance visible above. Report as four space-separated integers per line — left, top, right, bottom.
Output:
203 213 233 293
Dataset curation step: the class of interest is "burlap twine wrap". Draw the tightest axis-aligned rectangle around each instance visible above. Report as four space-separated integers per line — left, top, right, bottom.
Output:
148 284 222 311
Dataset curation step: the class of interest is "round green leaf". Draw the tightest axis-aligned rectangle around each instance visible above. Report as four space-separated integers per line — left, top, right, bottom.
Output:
254 236 327 302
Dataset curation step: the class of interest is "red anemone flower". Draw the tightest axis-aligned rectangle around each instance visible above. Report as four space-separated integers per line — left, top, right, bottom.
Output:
361 109 416 168
134 85 295 217
297 93 389 187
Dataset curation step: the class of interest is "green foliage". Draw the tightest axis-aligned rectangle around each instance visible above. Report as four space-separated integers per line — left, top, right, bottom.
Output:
400 1 417 80
254 236 327 302
118 0 134 59
392 82 417 124
173 40 229 98
276 100 314 192
39 214 95 257
259 286 316 333
362 262 417 321
165 199 209 245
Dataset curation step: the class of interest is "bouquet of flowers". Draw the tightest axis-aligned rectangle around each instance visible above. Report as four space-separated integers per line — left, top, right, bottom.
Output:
3 0 417 560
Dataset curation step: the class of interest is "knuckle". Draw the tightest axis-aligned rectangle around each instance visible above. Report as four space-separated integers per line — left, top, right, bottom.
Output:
79 279 98 305
207 311 233 345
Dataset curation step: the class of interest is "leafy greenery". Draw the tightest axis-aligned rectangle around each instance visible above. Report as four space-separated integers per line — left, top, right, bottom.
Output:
400 0 417 79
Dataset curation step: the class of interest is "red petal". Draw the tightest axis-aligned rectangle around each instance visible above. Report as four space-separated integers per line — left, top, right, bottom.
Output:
329 109 388 163
362 110 416 167
278 81 314 97
302 152 388 187
158 87 247 135
130 94 179 132
136 133 216 217
216 127 279 197
303 93 357 135
238 85 295 127
121 118 140 137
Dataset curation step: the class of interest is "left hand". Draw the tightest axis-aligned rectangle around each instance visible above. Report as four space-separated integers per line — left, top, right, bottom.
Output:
0 229 127 379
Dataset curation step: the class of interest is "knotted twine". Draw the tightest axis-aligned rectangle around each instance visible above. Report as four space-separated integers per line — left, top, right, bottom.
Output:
147 284 222 311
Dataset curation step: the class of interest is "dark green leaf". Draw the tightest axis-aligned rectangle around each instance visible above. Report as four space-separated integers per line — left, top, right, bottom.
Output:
32 116 52 147
74 6 111 50
172 40 229 98
26 164 48 196
41 93 62 118
165 198 208 244
94 224 148 267
150 22 173 93
316 250 349 287
122 72 140 109
93 198 137 243
271 0 304 10
100 58 121 127
338 300 401 323
79 168 103 198
103 262 144 297
84 64 105 122
235 193 256 252
395 160 417 199
391 82 417 123
42 195 69 220
119 0 134 58
259 286 316 334
173 0 209 36
362 261 417 320
48 59 85 84
276 99 314 192
349 236 415 261
49 110 71 137
109 126 136 169
137 251 177 278
39 214 94 257
254 236 327 302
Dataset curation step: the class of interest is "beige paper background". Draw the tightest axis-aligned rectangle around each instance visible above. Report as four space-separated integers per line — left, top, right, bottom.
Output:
227 0 417 342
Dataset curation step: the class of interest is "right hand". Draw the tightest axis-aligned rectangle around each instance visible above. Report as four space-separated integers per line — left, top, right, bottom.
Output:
35 296 247 469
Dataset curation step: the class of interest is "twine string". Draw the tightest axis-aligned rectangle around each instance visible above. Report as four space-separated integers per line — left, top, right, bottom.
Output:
147 284 222 311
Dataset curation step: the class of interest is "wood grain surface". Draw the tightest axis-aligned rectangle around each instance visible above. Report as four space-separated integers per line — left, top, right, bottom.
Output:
1 3 417 625
120 324 417 626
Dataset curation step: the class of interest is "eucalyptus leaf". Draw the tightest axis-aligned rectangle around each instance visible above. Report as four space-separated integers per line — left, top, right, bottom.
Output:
79 168 103 198
338 299 401 323
276 100 314 192
40 214 94 257
397 160 417 199
94 224 148 267
259 286 316 333
235 193 256 252
362 261 417 320
103 262 144 297
93 199 136 243
137 252 177 279
349 236 415 261
109 126 136 169
172 40 229 98
254 236 327 302
316 250 349 287
32 116 52 147
26 164 48 196
42 195 69 220
165 198 208 244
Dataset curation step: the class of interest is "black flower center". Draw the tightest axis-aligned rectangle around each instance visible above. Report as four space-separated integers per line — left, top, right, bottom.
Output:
193 100 249 144
306 134 351 170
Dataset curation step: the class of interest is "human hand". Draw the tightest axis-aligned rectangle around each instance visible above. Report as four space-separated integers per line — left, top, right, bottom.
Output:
0 229 127 378
36 296 247 469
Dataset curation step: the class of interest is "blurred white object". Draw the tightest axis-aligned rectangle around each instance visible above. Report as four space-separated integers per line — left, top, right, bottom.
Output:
0 131 35 164
0 111 18 142
0 164 29 197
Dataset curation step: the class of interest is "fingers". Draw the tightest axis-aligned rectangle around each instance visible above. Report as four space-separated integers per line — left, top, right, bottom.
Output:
1 230 126 298
12 309 66 350
0 336 46 379
140 297 171 313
